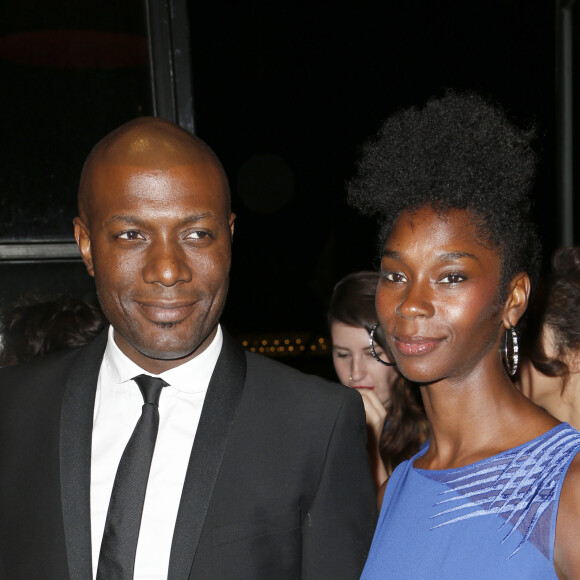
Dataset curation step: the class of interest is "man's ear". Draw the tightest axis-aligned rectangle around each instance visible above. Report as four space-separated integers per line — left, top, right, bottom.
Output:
73 216 94 277
229 212 236 240
502 272 531 329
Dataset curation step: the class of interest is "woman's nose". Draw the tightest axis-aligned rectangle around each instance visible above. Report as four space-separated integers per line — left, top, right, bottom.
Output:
350 357 366 384
396 280 434 319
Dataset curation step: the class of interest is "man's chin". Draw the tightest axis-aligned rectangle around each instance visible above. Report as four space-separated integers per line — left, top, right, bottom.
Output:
141 348 198 361
112 319 220 371
137 326 218 363
137 340 204 362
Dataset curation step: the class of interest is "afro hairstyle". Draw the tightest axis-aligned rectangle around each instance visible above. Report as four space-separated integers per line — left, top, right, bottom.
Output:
347 91 542 300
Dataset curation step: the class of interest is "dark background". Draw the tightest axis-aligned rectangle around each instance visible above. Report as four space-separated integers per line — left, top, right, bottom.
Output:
188 0 558 336
0 0 571 372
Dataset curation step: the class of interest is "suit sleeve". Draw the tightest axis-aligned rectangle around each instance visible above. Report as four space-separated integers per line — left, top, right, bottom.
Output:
301 390 378 579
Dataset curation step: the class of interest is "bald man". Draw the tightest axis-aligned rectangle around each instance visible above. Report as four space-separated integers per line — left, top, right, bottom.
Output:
0 118 377 579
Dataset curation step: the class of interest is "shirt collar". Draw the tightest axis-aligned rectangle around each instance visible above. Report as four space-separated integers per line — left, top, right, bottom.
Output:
102 324 223 394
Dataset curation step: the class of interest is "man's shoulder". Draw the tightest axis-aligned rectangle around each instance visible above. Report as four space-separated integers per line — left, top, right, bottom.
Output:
0 345 82 381
243 349 356 405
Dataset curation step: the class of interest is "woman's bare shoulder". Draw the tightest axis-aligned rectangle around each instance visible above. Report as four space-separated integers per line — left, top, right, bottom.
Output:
554 451 580 579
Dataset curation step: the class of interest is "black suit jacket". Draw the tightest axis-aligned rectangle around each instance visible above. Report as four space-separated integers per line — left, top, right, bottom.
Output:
0 330 377 579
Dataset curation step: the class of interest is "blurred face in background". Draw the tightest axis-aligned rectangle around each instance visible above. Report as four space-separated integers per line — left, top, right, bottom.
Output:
520 327 568 406
331 321 398 405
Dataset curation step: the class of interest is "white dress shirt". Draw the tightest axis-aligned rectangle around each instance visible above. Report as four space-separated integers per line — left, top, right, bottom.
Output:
90 325 222 579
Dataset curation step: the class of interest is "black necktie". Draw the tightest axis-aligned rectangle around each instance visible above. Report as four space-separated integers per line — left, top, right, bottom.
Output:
96 374 168 580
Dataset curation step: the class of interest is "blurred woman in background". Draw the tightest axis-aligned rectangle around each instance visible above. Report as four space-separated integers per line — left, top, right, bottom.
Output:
329 271 428 488
520 246 580 430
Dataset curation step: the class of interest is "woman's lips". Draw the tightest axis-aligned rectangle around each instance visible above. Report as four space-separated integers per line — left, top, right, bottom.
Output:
393 336 442 356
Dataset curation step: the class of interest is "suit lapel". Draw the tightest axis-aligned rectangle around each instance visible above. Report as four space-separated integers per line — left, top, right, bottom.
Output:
168 331 247 579
60 330 108 580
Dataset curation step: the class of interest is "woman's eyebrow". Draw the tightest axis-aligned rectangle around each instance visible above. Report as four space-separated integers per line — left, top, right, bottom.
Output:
381 249 401 260
435 251 479 263
381 249 479 262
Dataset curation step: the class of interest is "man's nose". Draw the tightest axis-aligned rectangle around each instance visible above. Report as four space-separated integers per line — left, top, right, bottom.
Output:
143 241 193 286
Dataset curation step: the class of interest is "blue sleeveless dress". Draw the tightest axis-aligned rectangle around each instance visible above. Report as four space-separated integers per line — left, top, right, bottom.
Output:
361 423 580 579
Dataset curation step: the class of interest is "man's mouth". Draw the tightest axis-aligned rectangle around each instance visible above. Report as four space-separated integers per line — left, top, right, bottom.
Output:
137 301 197 324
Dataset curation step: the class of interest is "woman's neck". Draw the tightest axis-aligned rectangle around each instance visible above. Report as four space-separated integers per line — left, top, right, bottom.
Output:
537 373 580 431
416 363 558 470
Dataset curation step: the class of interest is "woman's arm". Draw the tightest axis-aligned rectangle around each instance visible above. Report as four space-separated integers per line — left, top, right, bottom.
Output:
554 452 580 579
357 388 388 489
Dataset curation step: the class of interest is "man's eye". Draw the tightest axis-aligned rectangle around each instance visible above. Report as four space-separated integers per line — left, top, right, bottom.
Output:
186 230 210 240
440 273 466 284
116 231 144 240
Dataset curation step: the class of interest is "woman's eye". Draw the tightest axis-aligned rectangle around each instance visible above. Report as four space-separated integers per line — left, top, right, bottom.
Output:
383 272 406 283
334 352 349 359
440 273 466 284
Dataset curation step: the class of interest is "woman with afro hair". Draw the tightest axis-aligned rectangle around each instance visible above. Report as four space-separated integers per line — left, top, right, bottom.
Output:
351 92 580 579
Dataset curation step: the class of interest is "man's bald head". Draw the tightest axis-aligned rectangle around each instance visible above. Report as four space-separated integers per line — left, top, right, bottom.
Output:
78 116 230 222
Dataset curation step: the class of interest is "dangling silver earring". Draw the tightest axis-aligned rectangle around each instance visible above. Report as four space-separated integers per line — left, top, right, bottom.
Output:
503 325 519 376
369 322 396 367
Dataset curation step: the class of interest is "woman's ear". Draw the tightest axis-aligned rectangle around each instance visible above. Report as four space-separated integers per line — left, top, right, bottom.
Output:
503 272 531 329
567 351 580 374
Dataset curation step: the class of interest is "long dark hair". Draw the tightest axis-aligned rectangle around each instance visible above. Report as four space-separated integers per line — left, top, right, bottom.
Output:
527 247 580 390
328 270 384 341
380 377 430 475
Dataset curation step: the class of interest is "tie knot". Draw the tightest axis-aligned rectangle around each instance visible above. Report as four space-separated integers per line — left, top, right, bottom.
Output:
133 374 168 406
